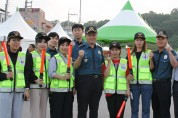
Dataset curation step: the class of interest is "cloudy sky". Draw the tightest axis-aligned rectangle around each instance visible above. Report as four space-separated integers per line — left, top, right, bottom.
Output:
0 0 178 23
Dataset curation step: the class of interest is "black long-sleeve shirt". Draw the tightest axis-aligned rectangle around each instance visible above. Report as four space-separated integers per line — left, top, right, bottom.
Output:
0 50 30 88
24 53 38 86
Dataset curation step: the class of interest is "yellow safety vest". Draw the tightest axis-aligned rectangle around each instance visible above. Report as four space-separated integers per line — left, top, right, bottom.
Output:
30 50 50 88
131 50 153 84
0 52 26 92
50 54 74 92
104 58 127 94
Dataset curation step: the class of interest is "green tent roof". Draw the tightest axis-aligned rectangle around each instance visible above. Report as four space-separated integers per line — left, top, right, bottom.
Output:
97 1 156 43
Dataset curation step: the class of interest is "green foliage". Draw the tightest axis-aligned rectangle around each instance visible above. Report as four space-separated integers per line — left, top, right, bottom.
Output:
83 19 109 28
142 8 178 49
60 8 178 49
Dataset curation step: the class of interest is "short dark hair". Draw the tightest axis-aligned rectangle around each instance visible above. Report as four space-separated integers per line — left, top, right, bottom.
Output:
30 44 35 48
48 32 59 39
58 37 71 47
72 24 84 31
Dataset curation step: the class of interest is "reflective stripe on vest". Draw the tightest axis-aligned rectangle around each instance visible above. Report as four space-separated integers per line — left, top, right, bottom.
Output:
50 54 74 92
30 51 50 89
104 58 127 94
0 52 26 92
30 83 50 88
130 50 153 84
50 88 73 92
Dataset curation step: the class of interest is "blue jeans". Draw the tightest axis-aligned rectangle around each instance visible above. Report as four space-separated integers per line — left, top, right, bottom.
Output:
130 84 153 118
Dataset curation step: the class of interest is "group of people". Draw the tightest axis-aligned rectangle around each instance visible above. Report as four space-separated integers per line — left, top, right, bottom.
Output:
0 23 177 118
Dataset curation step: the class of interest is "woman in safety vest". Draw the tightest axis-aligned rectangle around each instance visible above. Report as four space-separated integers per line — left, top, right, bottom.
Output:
104 41 130 118
25 32 50 118
48 37 74 118
0 31 29 118
129 32 154 118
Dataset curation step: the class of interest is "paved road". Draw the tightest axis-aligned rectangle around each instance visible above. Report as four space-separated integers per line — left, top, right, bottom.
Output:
22 93 174 118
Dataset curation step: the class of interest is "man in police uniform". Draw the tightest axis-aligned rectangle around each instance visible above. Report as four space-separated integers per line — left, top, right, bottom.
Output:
172 51 178 118
74 26 104 118
152 30 178 118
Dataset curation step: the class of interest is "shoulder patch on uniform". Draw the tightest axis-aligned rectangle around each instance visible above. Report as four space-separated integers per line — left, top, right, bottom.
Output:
78 43 85 48
96 43 102 48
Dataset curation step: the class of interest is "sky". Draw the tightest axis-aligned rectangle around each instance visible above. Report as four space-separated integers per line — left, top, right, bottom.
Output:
0 0 178 23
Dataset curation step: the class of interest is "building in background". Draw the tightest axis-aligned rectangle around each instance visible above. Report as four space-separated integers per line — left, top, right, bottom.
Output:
19 8 54 33
0 8 10 24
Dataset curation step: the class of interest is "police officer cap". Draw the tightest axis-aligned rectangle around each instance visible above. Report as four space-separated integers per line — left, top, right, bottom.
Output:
8 31 23 41
109 42 121 50
156 30 168 38
85 26 97 34
134 32 145 40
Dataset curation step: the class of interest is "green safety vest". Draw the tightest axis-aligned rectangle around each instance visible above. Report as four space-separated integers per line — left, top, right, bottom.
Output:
131 50 153 84
104 58 127 94
0 52 26 92
30 50 50 88
50 54 74 92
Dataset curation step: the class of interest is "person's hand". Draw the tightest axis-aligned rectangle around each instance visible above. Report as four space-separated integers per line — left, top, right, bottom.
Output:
62 73 71 80
6 72 13 79
73 87 77 95
165 43 172 52
34 79 43 85
149 51 154 59
106 56 112 63
78 50 84 58
127 74 133 81
126 89 131 97
24 89 30 101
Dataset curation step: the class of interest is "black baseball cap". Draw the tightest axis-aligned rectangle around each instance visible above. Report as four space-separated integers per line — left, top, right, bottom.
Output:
109 42 121 50
156 30 168 38
8 31 23 40
85 26 97 34
48 32 59 39
58 37 71 47
134 32 146 40
35 32 50 43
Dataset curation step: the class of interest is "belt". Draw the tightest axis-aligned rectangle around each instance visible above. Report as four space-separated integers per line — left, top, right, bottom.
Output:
174 80 178 83
79 74 102 79
153 79 171 82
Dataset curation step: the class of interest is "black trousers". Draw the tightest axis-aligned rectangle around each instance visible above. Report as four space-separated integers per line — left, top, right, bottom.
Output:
76 75 103 118
49 92 52 118
106 94 125 118
51 92 74 118
152 81 171 118
173 81 178 118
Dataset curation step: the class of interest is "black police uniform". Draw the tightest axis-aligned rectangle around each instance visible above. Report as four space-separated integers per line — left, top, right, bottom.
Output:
75 42 104 118
152 49 177 118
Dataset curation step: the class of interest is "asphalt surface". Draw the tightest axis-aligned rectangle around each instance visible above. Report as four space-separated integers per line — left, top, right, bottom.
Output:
22 93 174 118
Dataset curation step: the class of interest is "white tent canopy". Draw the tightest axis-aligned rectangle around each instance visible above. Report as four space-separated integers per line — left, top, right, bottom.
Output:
48 23 71 39
0 11 37 41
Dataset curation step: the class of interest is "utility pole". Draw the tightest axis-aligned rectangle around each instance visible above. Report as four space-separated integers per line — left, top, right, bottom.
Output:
4 0 9 21
25 0 32 17
79 0 81 23
68 12 77 34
